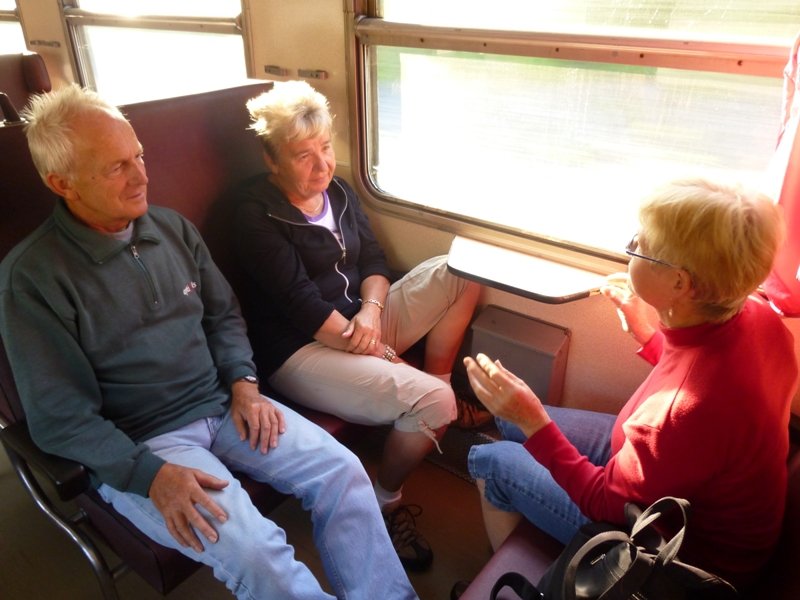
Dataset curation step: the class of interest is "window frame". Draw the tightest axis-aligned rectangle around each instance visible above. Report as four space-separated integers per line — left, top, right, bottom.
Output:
0 8 17 23
60 1 251 91
346 3 792 271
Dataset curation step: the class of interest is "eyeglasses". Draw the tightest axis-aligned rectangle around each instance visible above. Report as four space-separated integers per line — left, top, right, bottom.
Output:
625 234 677 268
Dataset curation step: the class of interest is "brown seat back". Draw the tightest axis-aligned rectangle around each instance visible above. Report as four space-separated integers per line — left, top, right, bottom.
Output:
0 121 58 428
0 53 51 116
120 82 270 292
0 122 58 260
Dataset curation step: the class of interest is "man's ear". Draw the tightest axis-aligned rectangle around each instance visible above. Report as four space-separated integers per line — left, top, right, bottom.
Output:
46 173 73 198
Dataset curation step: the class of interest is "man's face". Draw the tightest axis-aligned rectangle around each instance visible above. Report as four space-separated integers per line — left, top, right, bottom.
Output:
54 110 148 233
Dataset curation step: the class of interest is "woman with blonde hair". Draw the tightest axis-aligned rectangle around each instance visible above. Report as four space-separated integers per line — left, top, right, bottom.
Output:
462 178 797 590
233 81 484 571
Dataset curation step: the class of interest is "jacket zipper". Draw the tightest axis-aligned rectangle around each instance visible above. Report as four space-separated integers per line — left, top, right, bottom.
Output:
332 198 351 302
268 195 353 303
130 244 160 307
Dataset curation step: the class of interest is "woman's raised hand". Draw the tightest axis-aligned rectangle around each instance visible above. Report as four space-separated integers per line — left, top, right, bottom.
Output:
463 353 550 438
601 272 658 346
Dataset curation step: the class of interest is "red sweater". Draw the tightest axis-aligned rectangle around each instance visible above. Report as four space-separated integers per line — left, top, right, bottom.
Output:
525 295 798 585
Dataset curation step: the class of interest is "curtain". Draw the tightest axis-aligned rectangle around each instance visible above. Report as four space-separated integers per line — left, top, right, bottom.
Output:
764 33 800 317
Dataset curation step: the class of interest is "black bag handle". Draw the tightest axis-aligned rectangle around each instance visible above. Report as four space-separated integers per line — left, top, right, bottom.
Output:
563 497 691 600
561 530 634 600
629 496 689 565
490 571 545 600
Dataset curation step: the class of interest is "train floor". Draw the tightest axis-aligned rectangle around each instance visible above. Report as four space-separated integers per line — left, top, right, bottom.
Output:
0 426 496 600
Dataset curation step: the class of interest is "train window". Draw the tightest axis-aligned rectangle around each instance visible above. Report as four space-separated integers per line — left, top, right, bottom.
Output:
382 1 800 38
0 2 26 54
357 2 800 261
64 1 247 105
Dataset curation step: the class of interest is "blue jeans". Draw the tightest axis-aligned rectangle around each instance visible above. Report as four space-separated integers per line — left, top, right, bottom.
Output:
99 400 418 600
468 406 615 544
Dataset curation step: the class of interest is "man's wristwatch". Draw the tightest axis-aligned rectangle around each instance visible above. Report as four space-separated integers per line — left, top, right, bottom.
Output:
235 375 259 385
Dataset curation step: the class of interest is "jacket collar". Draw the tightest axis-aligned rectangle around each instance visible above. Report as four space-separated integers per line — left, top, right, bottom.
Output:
248 173 348 222
53 199 161 264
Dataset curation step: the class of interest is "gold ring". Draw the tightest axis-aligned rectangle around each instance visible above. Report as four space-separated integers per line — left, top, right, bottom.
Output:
370 338 377 345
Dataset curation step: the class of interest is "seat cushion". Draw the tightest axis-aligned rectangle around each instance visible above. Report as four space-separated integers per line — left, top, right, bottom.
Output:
459 519 563 600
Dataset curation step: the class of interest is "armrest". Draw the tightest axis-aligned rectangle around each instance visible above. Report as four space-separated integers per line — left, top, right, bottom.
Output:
0 420 90 501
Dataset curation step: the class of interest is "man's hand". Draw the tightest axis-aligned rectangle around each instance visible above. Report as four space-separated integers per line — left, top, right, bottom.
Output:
149 463 229 553
230 381 286 453
464 353 551 438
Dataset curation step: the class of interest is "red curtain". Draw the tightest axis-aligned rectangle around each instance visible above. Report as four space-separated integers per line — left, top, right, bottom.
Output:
764 33 800 317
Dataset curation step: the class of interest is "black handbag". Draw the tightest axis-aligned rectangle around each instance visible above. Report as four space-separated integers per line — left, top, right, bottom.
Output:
490 496 739 600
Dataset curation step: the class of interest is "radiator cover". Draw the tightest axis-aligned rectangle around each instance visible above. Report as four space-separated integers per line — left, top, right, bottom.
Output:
456 305 570 406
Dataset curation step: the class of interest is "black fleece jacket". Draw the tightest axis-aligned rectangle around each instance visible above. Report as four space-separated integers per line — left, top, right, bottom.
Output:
233 174 392 375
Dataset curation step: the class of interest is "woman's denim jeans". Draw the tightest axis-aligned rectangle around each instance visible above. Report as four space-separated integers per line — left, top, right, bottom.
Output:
468 405 616 544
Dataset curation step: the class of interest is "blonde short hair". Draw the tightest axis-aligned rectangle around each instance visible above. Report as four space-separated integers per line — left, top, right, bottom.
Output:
21 84 127 184
638 178 784 321
246 80 333 160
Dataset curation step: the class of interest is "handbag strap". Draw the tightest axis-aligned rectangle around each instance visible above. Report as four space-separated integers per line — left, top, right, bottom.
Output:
630 496 689 566
490 571 545 600
598 498 693 599
562 530 632 600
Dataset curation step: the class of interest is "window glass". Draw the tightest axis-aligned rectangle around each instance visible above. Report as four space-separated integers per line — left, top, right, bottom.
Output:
0 0 17 9
368 3 800 256
83 26 247 105
382 0 800 41
0 21 27 54
369 46 783 254
78 0 240 18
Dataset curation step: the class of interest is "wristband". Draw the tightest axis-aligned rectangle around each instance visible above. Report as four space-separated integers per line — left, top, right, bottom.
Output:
363 298 385 311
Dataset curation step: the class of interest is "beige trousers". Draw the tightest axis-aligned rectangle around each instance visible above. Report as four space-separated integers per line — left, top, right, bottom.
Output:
268 255 468 433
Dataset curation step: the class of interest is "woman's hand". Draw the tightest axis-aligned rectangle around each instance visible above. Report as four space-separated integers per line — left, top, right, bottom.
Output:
601 272 658 346
341 303 383 355
343 275 390 355
464 353 550 438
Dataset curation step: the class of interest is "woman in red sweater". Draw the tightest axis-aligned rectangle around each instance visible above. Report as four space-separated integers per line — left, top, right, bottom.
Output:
465 178 798 587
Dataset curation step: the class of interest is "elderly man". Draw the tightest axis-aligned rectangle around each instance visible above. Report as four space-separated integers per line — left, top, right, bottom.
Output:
0 84 417 600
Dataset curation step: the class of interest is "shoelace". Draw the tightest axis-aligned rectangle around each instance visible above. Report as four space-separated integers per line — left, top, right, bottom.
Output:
386 505 424 548
456 399 491 428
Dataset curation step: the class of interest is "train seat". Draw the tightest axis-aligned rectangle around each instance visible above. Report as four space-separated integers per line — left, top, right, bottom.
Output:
458 419 800 600
0 81 365 598
751 429 800 599
0 52 51 120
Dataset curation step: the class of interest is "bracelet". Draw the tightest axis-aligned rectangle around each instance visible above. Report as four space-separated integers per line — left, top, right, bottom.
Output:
382 344 397 362
363 298 385 311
